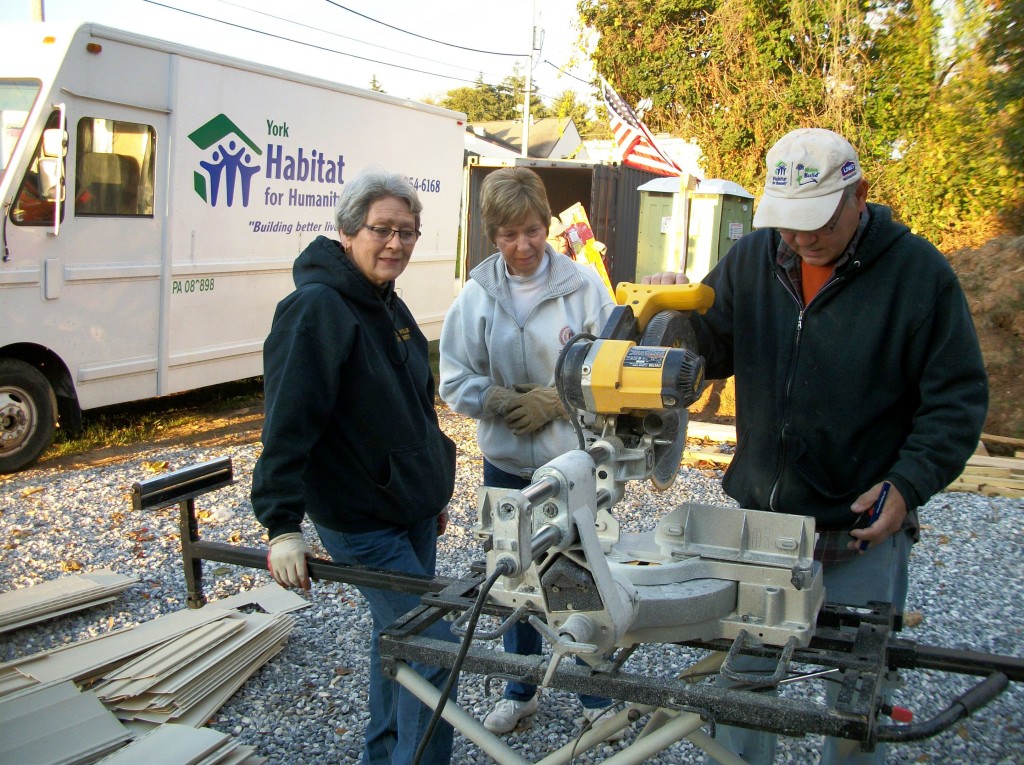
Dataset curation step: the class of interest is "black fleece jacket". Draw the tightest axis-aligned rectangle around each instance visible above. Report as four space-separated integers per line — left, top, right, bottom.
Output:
691 204 988 530
251 235 456 538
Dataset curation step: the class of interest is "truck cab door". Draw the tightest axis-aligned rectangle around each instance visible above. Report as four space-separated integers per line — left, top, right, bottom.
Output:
4 101 168 411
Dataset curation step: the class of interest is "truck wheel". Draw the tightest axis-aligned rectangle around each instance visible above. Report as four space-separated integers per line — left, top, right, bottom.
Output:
0 359 58 473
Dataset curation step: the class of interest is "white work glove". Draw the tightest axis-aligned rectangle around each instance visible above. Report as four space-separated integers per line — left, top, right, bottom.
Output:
267 532 312 590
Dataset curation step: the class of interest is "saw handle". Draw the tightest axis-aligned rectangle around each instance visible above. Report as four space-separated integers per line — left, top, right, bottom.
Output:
614 282 715 330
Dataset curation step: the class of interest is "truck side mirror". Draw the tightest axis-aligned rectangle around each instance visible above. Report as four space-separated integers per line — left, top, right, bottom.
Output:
42 127 67 158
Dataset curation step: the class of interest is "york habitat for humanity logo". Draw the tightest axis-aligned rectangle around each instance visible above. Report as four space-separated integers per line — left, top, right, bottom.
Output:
188 114 262 207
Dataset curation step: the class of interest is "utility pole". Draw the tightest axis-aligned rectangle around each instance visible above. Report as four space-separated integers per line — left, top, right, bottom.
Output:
521 1 542 158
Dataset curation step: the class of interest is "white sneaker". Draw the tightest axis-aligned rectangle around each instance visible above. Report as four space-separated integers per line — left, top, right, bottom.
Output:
582 705 625 742
483 696 539 734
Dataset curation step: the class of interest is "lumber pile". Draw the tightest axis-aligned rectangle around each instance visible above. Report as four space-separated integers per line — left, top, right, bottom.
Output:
681 423 1024 499
949 452 1024 498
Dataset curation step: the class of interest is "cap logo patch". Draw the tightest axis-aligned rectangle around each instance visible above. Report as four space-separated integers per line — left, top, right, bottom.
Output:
841 160 857 180
796 163 820 185
771 161 789 187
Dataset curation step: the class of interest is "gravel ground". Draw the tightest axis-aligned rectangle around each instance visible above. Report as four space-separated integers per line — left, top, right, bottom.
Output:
1 405 1022 764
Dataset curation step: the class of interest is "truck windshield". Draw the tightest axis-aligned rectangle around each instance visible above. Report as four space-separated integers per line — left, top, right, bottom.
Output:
1 80 40 184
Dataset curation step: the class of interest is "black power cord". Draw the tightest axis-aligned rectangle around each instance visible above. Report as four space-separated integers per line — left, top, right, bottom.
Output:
410 560 513 765
554 331 596 450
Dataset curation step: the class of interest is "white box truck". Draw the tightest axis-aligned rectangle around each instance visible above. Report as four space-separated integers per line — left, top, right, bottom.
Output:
0 23 466 472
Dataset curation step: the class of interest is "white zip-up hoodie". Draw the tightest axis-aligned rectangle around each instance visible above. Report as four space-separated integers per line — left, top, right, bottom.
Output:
439 246 615 478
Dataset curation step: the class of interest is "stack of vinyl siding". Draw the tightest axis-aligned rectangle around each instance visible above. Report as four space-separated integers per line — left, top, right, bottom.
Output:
92 609 295 728
0 569 139 634
0 681 133 764
0 685 265 765
0 584 305 763
97 723 265 764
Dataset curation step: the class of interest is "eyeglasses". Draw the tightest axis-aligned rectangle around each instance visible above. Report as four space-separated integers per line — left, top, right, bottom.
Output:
779 188 854 237
363 225 421 244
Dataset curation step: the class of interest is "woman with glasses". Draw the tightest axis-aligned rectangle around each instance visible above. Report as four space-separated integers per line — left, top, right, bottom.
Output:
251 168 458 765
438 167 623 740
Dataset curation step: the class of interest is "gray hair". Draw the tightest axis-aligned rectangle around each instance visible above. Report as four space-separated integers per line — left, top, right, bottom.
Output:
334 168 422 236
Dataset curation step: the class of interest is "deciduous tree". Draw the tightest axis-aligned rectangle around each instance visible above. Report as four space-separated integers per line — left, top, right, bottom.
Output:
579 0 1021 247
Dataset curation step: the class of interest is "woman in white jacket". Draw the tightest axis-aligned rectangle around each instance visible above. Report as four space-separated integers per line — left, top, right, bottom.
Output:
439 167 620 738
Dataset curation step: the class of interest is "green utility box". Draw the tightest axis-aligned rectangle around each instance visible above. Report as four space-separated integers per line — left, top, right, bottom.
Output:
635 177 753 283
635 175 697 280
685 179 754 282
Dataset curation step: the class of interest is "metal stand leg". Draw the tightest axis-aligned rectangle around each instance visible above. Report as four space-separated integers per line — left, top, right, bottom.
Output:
178 497 206 608
392 662 532 765
391 660 752 765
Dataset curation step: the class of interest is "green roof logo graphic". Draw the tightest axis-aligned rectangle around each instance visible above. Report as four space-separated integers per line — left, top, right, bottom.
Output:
188 114 263 208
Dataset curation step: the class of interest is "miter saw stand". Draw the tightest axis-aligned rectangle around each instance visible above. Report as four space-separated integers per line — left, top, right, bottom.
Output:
140 282 1023 765
373 281 1021 764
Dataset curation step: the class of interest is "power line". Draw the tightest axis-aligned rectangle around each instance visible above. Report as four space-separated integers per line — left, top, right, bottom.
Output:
321 0 523 57
209 0 498 78
142 0 488 87
543 59 594 87
141 0 592 105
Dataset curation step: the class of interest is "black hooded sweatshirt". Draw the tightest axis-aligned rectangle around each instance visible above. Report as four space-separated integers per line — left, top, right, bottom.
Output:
252 235 456 538
691 204 988 530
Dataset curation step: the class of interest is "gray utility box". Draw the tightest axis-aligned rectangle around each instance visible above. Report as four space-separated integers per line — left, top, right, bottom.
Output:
635 177 753 283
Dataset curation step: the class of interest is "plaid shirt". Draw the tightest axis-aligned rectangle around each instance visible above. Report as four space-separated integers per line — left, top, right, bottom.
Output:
815 527 861 564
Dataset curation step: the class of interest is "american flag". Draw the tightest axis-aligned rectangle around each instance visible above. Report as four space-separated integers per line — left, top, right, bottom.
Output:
601 77 683 177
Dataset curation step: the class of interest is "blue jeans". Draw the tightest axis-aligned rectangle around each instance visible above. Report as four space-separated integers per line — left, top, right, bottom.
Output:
315 517 458 765
706 528 913 765
483 459 609 709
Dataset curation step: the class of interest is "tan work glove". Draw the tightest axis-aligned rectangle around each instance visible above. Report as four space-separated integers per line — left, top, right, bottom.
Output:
504 385 567 435
267 532 312 590
483 386 521 417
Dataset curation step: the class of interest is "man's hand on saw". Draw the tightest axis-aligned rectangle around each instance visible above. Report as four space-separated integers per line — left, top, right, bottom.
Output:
641 272 690 285
267 532 312 590
504 385 567 435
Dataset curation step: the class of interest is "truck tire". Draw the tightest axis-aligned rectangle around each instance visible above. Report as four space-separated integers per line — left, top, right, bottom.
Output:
0 359 58 473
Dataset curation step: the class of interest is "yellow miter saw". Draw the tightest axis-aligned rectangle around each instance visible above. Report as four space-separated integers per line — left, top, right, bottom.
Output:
474 281 824 684
556 281 712 490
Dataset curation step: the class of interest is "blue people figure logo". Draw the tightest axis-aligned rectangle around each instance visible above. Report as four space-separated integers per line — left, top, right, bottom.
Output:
188 115 262 207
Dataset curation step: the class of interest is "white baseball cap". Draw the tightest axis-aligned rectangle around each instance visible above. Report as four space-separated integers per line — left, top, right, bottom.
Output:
752 128 862 231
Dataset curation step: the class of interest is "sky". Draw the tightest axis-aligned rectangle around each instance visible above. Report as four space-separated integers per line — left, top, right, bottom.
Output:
1 0 599 109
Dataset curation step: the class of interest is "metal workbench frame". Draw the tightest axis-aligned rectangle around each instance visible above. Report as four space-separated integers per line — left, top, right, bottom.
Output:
134 457 1024 763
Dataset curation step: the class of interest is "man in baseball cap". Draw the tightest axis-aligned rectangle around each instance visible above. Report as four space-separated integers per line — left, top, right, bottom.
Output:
753 128 868 271
753 128 862 229
644 126 987 765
